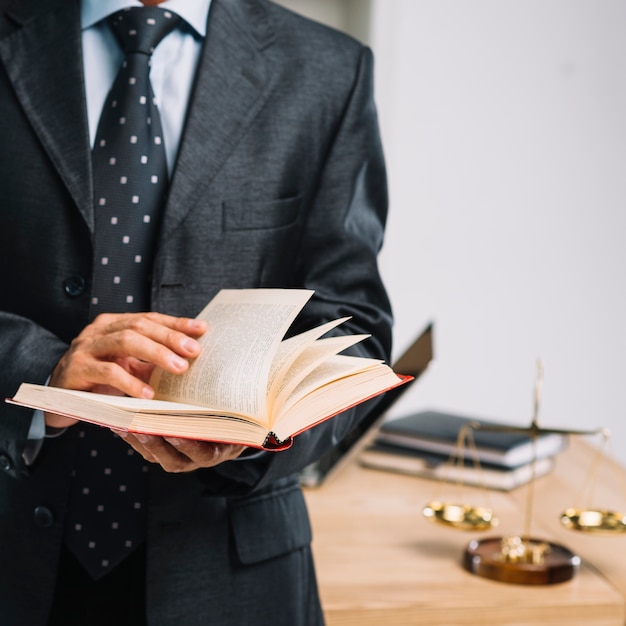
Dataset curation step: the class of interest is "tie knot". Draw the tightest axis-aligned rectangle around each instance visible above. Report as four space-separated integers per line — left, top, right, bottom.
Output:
109 7 181 56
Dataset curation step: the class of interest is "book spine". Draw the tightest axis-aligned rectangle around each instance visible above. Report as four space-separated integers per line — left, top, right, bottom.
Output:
262 432 293 451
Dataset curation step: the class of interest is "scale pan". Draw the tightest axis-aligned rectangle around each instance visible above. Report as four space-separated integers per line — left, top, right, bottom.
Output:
423 501 496 531
560 507 626 534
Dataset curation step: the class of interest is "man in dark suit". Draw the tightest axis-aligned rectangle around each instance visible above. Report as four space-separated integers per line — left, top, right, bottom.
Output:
0 0 392 624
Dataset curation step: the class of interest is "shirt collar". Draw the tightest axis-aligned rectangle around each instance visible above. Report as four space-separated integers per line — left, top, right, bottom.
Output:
81 0 212 37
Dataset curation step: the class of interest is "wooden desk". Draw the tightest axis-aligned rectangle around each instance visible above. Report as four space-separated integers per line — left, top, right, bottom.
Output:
304 437 626 625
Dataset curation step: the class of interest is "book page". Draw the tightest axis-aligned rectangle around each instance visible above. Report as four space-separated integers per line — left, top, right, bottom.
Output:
276 354 383 422
150 289 313 426
266 318 349 403
270 334 370 416
272 357 402 439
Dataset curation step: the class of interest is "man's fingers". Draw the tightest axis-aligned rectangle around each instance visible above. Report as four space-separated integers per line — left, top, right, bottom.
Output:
49 312 209 397
163 439 245 469
50 361 151 400
144 312 208 338
90 314 206 367
114 431 245 472
115 431 160 464
117 432 198 472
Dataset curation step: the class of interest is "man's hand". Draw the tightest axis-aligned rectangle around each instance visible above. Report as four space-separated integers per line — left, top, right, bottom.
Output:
45 312 207 429
113 431 246 472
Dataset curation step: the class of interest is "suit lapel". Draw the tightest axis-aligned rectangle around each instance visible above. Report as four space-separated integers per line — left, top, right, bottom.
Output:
0 0 275 240
0 0 93 231
160 0 275 242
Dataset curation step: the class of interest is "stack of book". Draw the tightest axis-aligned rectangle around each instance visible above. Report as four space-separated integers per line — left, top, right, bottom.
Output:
359 410 568 491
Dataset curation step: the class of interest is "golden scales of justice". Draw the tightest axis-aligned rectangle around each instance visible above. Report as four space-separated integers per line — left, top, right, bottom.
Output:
422 361 626 585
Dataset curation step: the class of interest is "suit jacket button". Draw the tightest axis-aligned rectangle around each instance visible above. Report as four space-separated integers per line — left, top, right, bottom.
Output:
0 453 12 472
63 275 86 297
34 506 55 528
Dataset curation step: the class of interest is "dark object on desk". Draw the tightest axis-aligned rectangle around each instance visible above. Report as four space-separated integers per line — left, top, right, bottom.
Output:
300 323 435 487
359 442 556 491
374 410 568 468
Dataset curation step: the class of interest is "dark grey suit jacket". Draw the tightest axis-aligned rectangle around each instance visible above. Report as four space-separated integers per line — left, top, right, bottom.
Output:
0 0 392 623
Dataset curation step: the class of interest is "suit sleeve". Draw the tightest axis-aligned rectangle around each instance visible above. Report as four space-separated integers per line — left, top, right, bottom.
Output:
204 45 393 494
0 313 69 478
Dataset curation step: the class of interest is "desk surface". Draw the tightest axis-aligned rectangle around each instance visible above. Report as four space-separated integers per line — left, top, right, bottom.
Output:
304 437 626 625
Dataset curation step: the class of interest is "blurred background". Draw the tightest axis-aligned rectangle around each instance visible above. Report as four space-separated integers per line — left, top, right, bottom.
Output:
275 0 626 463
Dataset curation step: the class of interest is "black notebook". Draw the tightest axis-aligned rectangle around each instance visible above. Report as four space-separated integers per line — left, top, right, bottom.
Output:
374 410 568 468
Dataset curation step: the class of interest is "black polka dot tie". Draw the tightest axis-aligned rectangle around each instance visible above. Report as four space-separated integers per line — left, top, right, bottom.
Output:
65 426 150 579
90 6 180 316
65 7 180 580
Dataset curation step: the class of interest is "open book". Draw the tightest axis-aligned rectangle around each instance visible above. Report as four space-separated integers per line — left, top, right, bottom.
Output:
9 289 408 450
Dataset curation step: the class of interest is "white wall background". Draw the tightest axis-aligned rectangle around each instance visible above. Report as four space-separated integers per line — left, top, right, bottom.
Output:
277 1 626 463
